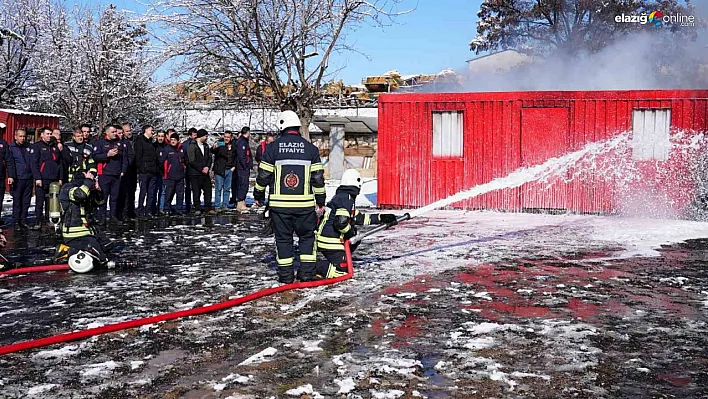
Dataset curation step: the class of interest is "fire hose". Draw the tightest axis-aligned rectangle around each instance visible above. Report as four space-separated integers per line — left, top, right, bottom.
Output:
0 214 410 356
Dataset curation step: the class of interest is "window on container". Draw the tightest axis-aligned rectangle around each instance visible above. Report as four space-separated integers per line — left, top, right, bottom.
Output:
432 111 463 157
631 109 671 161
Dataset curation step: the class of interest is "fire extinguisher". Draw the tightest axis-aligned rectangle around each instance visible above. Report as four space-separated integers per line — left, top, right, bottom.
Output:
48 182 62 224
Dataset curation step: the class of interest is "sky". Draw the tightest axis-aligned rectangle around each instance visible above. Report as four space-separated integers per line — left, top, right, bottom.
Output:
94 0 484 85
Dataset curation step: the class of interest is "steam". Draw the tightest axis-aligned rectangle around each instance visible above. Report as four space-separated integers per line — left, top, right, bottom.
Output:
453 24 708 92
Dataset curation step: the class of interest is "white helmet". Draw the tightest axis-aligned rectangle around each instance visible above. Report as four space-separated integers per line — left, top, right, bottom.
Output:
68 250 96 274
341 169 362 189
276 110 301 131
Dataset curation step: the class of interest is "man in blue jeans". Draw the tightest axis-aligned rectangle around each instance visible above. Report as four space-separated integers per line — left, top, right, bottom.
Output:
211 131 235 211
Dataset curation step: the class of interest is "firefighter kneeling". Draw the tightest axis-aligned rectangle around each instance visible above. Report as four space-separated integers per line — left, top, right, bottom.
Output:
54 171 111 273
315 169 398 279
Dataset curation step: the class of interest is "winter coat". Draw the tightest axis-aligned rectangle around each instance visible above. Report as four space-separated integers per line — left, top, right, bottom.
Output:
93 137 127 177
30 140 63 181
134 135 160 175
8 141 30 180
158 144 186 181
0 138 14 178
187 141 212 177
211 142 235 175
235 136 253 173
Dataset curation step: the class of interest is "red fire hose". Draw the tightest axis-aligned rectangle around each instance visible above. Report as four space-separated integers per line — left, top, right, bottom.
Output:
0 264 70 275
0 241 355 356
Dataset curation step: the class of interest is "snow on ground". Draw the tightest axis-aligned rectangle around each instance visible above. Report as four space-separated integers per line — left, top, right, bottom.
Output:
0 210 707 397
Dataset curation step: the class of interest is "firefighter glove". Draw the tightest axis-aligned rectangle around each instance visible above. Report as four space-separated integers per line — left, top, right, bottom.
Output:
380 214 398 225
343 225 357 241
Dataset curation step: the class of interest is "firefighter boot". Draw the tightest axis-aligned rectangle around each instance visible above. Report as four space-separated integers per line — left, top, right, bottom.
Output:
277 266 295 284
237 201 249 213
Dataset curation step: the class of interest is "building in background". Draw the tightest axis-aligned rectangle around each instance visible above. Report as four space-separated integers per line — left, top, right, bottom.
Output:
0 108 62 144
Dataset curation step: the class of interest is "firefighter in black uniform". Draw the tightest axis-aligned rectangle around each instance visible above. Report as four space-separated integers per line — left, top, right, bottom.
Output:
30 127 64 230
315 169 398 278
158 133 187 215
62 126 97 182
53 171 110 273
254 111 326 283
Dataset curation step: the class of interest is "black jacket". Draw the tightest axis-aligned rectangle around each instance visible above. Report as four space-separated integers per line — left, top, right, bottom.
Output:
211 142 235 175
158 144 187 181
235 136 253 173
8 141 30 180
31 140 64 181
93 137 127 177
134 135 159 175
0 138 14 178
254 129 325 212
187 140 212 177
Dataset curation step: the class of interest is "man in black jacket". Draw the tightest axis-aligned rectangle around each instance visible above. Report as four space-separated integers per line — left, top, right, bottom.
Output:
30 127 64 230
93 125 127 224
0 130 14 225
233 126 253 213
159 133 187 215
134 125 160 218
187 129 214 215
117 123 137 220
8 129 31 229
211 131 235 211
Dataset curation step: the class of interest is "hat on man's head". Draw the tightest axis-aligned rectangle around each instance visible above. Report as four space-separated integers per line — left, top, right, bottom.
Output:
196 129 208 138
170 133 180 140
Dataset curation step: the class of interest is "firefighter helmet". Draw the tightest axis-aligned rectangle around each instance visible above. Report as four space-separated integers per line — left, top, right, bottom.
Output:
68 250 96 274
276 111 301 131
341 169 362 189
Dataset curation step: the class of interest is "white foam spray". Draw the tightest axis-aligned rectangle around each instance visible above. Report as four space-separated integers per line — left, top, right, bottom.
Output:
408 131 708 219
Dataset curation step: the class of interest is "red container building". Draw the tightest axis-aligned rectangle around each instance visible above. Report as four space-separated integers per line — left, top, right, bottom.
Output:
377 90 708 215
0 108 62 144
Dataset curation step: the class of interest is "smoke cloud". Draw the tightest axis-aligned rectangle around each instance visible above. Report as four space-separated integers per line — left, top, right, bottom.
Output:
450 19 708 92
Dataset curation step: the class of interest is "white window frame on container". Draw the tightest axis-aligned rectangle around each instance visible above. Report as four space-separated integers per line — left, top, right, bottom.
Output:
631 109 671 161
432 111 464 158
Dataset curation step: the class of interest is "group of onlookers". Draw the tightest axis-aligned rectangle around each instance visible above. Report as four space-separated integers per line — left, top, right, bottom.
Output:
0 123 276 230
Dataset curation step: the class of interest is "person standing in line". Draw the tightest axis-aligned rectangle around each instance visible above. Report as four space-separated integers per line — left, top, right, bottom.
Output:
134 125 160 218
8 129 31 230
182 127 197 213
118 123 137 220
211 131 235 212
92 125 126 225
30 127 64 231
233 126 253 213
0 129 14 226
156 130 169 214
159 133 187 215
62 126 97 183
186 129 214 216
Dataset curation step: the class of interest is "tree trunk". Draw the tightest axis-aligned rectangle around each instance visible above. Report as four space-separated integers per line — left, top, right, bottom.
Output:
298 106 315 142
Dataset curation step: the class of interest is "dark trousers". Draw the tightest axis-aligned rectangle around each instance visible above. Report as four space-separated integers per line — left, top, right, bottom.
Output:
98 175 121 220
137 173 159 216
11 179 32 224
117 170 137 219
34 179 57 223
184 174 192 212
271 210 317 282
189 174 212 212
232 171 250 202
164 179 185 213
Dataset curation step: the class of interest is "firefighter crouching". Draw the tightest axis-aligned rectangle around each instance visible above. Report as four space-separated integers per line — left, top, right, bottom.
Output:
253 110 326 284
54 171 111 273
315 169 398 279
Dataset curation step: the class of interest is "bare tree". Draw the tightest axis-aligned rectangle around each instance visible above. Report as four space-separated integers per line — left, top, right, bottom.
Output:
33 4 157 129
470 0 697 55
147 0 409 140
0 0 53 107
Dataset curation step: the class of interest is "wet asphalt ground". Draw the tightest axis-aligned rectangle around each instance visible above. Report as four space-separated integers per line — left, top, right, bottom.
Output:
0 212 707 398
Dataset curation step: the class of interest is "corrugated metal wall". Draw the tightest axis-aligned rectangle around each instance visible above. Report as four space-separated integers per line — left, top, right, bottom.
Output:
378 90 708 214
0 112 60 145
